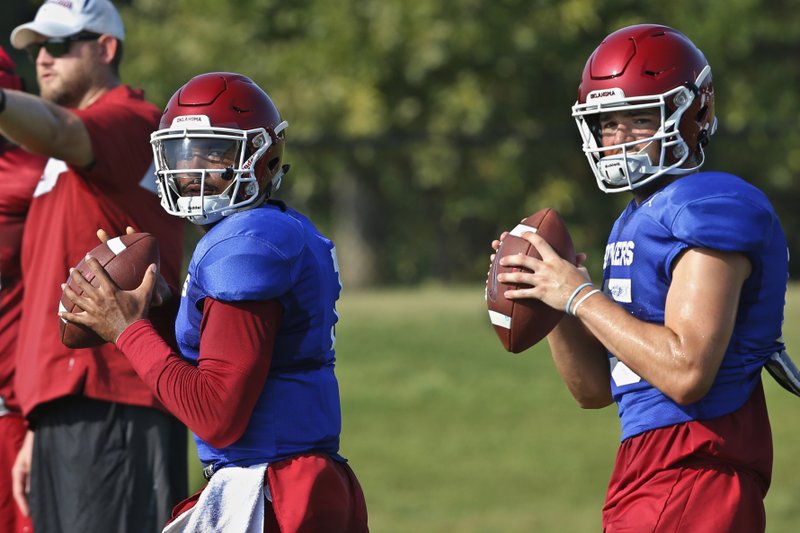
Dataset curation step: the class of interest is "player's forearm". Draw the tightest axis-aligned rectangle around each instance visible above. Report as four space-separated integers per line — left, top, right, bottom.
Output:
546 317 613 408
572 292 713 405
572 249 749 405
116 299 279 448
116 318 268 449
0 89 93 166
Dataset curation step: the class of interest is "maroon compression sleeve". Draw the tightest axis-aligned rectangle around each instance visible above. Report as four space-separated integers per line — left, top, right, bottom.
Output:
116 298 282 448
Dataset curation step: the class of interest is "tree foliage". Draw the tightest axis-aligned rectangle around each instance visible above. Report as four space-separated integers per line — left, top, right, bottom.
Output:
10 0 800 285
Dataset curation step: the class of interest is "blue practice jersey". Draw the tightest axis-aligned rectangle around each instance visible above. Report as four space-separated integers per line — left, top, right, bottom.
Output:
176 202 344 467
602 172 788 441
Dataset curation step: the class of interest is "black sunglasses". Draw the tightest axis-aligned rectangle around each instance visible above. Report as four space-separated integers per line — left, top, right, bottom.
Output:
25 32 101 60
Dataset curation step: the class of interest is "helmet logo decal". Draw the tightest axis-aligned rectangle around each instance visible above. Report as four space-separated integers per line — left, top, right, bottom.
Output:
170 115 212 128
587 88 626 103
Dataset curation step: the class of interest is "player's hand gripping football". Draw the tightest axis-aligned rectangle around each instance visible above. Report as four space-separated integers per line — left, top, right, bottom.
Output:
97 226 172 306
492 231 592 314
59 253 158 343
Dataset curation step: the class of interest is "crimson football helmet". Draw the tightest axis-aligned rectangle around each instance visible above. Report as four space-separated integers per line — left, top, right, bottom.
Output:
571 24 717 193
151 72 288 224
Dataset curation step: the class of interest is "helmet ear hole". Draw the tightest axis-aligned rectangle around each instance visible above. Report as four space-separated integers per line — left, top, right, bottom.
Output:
695 105 712 147
267 157 280 171
697 129 710 148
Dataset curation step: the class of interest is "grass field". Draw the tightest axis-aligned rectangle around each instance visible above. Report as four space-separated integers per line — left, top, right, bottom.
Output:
189 284 800 532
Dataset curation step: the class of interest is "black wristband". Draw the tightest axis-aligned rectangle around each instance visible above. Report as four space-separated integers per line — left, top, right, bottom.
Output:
0 88 6 114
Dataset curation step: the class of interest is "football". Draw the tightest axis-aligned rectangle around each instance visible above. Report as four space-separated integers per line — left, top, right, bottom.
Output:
59 233 160 349
486 208 576 353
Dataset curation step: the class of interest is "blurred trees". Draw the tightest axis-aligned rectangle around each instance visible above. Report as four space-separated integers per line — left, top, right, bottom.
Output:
7 0 800 285
0 2 38 82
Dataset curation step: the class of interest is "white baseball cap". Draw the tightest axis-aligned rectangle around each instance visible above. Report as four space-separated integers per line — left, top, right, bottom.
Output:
11 0 125 50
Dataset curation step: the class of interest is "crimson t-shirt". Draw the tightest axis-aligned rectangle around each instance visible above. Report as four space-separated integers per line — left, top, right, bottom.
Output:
0 144 46 414
15 85 184 417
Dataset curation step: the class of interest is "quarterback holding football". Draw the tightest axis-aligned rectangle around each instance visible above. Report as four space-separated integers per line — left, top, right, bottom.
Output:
492 24 797 532
61 72 369 532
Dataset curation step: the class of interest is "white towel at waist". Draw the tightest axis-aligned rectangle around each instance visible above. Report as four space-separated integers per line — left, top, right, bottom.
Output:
163 463 270 533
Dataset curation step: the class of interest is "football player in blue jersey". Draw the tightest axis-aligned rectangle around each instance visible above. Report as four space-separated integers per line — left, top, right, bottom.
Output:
60 72 369 532
492 25 796 532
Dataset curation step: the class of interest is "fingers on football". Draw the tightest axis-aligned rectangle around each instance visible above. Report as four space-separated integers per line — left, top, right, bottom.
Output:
499 251 540 271
96 226 136 243
58 296 90 326
136 264 158 302
61 277 97 317
67 267 95 294
84 255 118 289
496 268 537 286
522 232 561 261
503 285 540 300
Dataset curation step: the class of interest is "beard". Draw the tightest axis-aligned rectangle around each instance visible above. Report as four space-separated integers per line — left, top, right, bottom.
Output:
38 69 93 108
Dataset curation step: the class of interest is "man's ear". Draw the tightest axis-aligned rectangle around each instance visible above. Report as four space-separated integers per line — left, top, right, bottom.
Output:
95 34 119 66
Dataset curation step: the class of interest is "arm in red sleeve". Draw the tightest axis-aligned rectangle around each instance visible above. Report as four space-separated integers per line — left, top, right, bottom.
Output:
116 297 282 449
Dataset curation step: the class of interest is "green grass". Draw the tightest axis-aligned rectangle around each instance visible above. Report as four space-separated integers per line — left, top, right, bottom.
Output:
188 284 800 532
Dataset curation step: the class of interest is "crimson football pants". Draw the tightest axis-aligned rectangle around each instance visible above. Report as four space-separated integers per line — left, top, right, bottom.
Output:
603 382 771 532
170 453 369 532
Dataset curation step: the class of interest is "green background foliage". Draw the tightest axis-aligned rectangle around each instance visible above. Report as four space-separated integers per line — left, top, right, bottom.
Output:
4 0 799 286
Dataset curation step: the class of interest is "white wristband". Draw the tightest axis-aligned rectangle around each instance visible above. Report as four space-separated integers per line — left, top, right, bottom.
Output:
572 289 601 318
565 282 593 316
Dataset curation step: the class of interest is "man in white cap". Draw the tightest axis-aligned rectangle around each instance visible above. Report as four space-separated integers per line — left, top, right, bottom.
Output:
1 1 187 531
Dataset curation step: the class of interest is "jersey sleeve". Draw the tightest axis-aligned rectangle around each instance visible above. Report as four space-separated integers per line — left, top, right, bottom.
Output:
196 233 303 302
72 87 159 189
116 298 281 449
670 194 775 254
